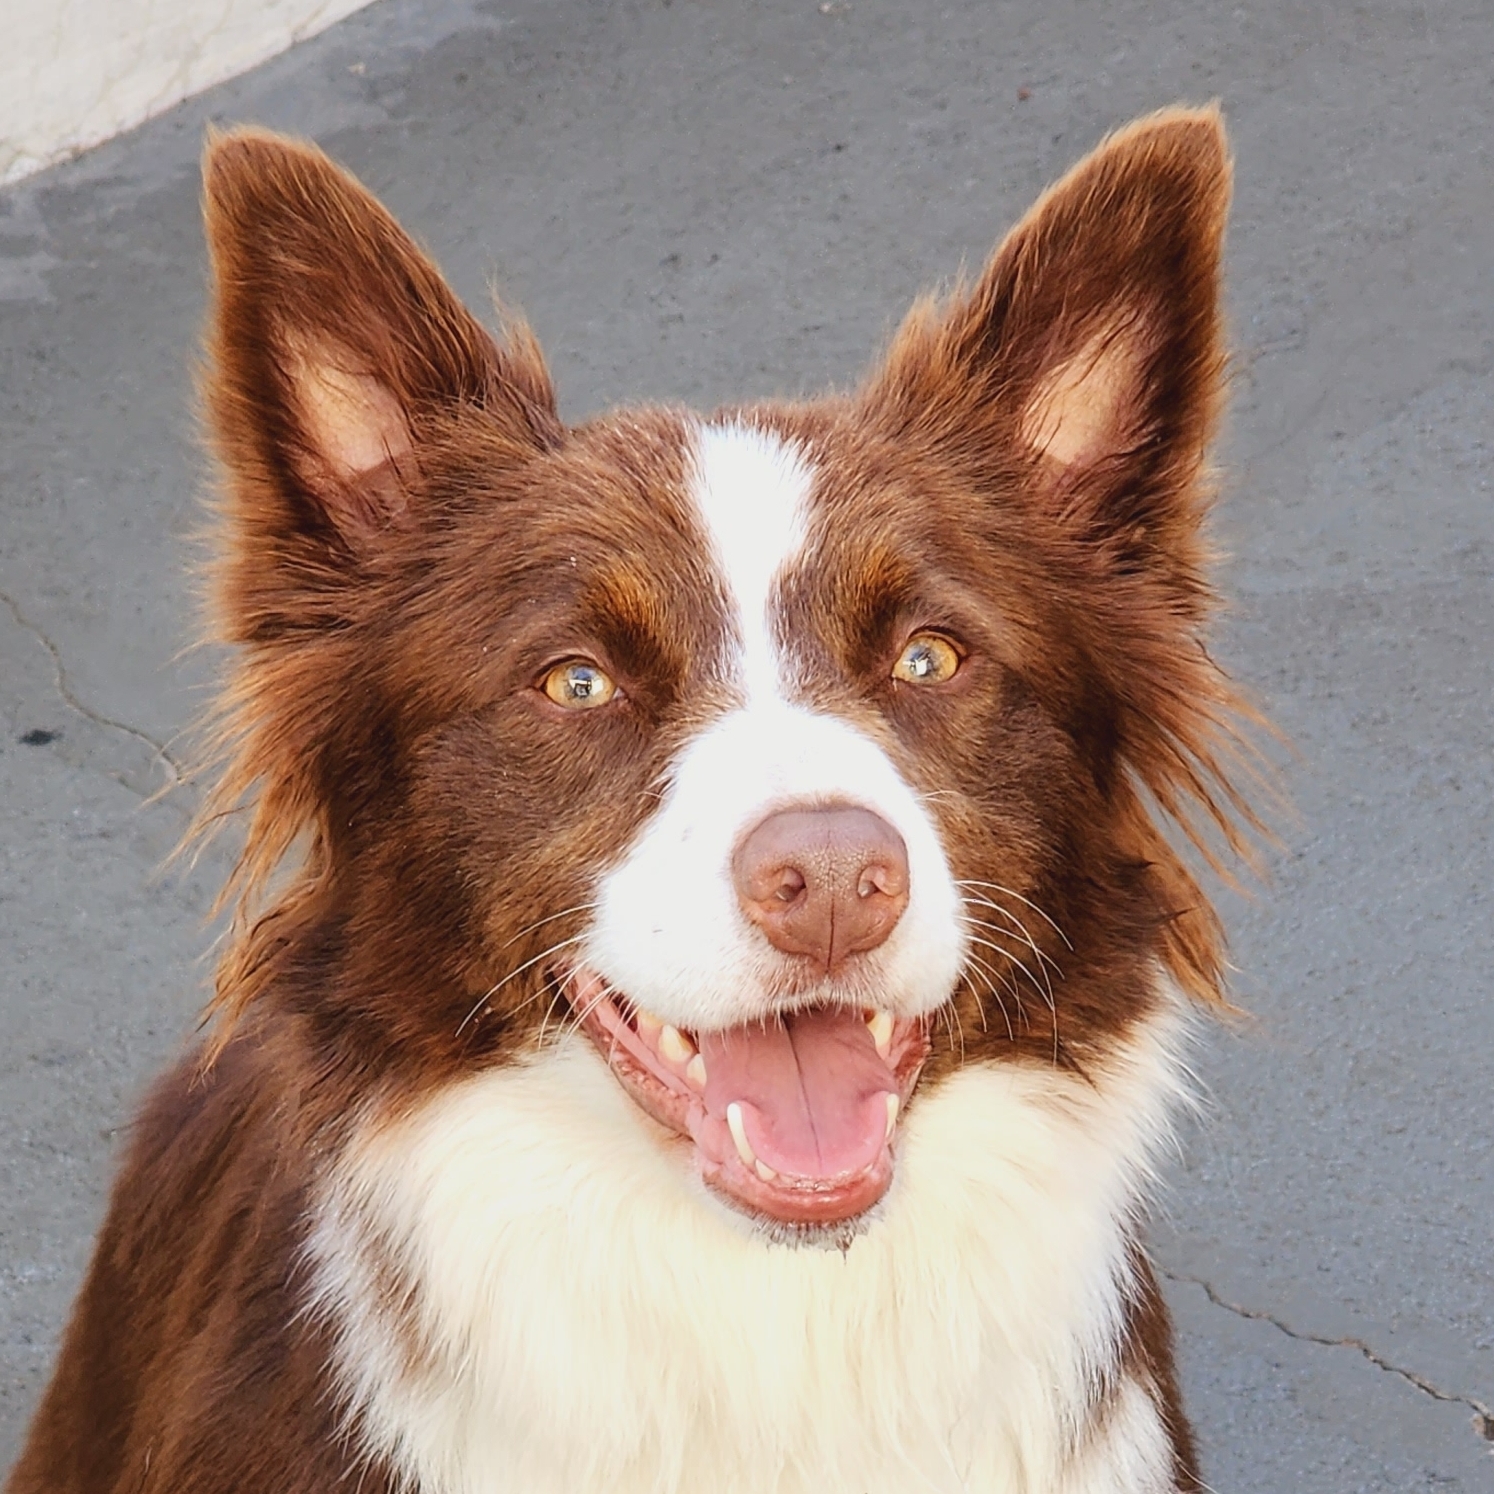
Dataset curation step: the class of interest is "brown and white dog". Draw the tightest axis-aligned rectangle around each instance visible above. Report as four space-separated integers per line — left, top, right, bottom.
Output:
9 107 1262 1494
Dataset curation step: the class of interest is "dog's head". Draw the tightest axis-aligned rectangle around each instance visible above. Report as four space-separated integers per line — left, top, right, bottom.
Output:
197 109 1256 1236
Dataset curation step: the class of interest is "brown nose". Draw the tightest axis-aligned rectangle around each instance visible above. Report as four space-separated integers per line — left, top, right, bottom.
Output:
732 805 910 973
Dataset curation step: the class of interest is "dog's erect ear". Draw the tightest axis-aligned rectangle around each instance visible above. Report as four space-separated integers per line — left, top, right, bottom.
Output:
202 129 558 563
866 107 1231 606
194 133 562 1022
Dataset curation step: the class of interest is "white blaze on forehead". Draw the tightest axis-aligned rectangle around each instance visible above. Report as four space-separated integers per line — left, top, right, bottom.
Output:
689 421 814 698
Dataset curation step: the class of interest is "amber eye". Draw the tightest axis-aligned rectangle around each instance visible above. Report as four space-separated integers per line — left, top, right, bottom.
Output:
541 659 619 709
891 632 961 685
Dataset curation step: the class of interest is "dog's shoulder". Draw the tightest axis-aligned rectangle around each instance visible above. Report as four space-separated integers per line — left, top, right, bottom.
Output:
7 1023 393 1494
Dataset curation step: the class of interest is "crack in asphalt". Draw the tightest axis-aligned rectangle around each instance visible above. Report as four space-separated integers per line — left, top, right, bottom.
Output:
1 588 183 795
1164 1269 1494 1446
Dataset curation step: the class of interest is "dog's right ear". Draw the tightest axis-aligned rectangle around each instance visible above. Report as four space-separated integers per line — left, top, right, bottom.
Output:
195 133 562 1017
202 129 559 625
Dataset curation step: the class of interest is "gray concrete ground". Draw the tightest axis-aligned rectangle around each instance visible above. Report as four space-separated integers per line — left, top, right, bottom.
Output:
2 0 1491 1486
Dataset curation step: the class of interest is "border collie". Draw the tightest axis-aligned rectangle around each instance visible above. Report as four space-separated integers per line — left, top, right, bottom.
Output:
9 105 1261 1494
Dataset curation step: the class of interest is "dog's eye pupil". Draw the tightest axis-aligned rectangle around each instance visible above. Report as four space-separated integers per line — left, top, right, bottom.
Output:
892 634 961 685
543 660 618 709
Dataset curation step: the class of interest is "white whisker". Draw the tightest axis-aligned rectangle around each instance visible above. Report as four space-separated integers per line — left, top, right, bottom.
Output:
955 879 1073 948
456 934 588 1036
959 891 1066 981
963 926 1056 1015
497 902 600 953
961 952 1017 1042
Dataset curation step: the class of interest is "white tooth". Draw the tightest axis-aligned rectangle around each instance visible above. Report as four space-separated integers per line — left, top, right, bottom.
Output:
867 1009 894 1057
755 1159 778 1183
884 1093 899 1142
635 1009 663 1040
659 1024 695 1066
685 1053 708 1089
726 1102 756 1168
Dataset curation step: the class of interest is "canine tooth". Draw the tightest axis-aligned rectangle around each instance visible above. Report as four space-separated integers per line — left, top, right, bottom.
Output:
867 1009 894 1057
659 1024 695 1066
755 1159 778 1183
884 1093 899 1142
635 1009 663 1040
685 1053 708 1089
726 1103 757 1168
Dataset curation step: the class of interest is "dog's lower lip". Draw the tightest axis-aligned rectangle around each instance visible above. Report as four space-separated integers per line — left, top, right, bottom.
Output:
558 965 930 1228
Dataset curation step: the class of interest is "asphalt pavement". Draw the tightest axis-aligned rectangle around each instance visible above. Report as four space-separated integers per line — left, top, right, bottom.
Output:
2 1 1491 1487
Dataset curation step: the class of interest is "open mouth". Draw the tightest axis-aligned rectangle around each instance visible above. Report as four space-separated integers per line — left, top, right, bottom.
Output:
563 966 930 1231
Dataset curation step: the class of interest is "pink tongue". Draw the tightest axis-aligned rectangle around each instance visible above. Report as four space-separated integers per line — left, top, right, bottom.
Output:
698 1008 897 1180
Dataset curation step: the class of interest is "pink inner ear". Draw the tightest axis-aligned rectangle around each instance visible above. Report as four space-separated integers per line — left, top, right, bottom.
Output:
292 349 414 484
1018 319 1146 473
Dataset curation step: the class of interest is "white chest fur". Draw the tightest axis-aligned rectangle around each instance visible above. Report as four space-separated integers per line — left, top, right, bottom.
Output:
306 1005 1190 1494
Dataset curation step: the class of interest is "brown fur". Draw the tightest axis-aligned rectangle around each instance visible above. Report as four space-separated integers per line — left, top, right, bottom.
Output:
10 108 1262 1492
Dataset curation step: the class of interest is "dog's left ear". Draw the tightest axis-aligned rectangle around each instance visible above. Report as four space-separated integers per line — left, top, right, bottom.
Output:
866 107 1230 607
